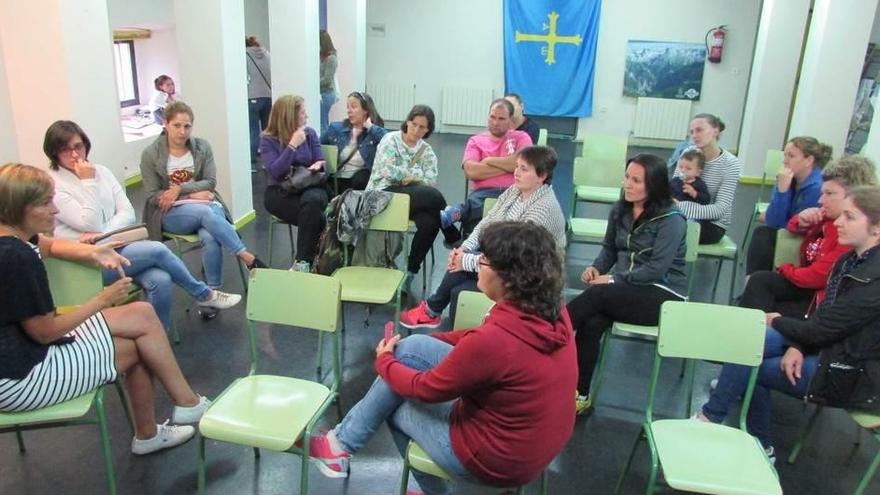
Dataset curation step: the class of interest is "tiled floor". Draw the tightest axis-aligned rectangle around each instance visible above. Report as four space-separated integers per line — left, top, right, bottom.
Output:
1 133 877 494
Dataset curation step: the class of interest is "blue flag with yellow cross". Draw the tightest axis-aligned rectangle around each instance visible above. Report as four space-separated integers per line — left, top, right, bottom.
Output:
503 0 601 117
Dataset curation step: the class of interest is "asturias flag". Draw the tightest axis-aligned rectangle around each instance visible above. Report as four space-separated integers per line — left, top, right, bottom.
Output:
503 0 601 117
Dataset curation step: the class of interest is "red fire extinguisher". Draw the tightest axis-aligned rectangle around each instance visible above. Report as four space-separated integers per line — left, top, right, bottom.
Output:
706 25 727 63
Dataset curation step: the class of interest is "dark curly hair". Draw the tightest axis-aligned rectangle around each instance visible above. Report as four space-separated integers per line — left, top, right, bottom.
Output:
478 221 564 322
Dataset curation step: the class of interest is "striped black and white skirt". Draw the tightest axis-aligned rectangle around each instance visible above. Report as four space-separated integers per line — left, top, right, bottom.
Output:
0 312 117 412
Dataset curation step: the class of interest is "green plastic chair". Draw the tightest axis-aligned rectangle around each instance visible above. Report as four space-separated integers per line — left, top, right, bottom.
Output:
197 268 342 495
696 234 739 304
772 229 802 268
267 214 296 267
399 441 547 495
615 301 781 495
537 128 548 146
452 290 495 330
332 193 410 331
741 149 785 268
482 196 498 218
567 134 627 246
787 407 880 494
591 222 701 410
322 144 339 193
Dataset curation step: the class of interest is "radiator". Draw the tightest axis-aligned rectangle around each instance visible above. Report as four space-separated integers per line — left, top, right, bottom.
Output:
633 97 692 140
368 81 415 122
441 87 495 127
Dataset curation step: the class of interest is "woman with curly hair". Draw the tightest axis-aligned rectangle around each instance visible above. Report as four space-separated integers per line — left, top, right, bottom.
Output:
303 221 577 494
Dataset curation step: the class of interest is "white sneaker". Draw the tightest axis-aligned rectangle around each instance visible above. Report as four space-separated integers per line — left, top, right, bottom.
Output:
710 378 718 390
131 421 196 455
171 395 212 424
290 261 311 273
197 290 242 310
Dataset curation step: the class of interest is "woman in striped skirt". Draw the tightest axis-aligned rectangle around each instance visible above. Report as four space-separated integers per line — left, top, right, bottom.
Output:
0 163 211 455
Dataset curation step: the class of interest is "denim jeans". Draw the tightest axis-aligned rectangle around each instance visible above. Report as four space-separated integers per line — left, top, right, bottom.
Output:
248 97 271 164
426 270 479 323
320 92 337 135
702 327 819 448
459 187 506 236
102 241 211 329
161 202 247 288
334 335 487 495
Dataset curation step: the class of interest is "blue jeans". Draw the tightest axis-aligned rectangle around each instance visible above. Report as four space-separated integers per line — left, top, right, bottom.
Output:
320 92 337 135
334 335 486 495
248 97 271 164
702 327 819 448
459 187 506 236
426 270 479 323
161 202 247 288
102 241 211 329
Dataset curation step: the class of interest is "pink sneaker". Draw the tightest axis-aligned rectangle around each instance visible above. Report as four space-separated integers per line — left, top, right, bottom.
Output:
307 432 351 479
400 301 441 329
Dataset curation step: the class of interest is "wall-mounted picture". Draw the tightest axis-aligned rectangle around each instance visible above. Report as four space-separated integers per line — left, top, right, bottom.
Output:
623 40 707 100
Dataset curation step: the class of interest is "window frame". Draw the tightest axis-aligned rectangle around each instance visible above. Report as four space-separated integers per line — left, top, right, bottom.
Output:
113 40 140 108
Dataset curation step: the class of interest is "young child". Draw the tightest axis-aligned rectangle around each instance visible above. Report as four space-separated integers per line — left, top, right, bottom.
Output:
671 148 711 205
149 75 177 125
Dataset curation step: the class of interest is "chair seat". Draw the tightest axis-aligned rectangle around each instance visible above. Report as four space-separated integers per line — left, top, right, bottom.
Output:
408 441 452 480
850 410 880 430
199 375 331 452
569 218 608 239
696 235 738 259
576 185 620 203
332 267 405 304
651 419 781 495
164 232 200 243
0 389 98 427
611 322 658 339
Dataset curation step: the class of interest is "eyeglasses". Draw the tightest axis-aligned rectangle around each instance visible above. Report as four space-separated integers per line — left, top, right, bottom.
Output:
478 259 493 269
59 143 86 155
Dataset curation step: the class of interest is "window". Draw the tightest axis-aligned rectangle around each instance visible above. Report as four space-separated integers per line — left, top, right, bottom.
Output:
113 41 139 107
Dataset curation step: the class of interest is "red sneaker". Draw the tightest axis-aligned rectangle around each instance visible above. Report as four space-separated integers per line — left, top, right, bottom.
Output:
400 301 441 329
307 432 351 479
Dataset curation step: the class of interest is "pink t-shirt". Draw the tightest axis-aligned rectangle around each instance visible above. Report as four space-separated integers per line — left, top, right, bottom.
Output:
462 130 532 190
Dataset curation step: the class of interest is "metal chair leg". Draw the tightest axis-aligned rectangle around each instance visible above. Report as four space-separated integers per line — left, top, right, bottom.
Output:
95 389 118 495
197 435 207 494
787 405 824 464
855 431 880 495
15 429 25 452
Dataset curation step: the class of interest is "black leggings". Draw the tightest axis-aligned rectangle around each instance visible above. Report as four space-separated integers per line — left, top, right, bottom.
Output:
264 185 329 263
386 184 459 274
739 270 813 318
745 225 777 274
699 221 726 244
335 169 370 192
567 282 684 394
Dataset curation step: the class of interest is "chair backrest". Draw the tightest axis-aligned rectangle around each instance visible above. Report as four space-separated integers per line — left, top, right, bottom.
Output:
452 291 495 330
537 128 548 146
759 149 785 200
246 269 341 333
369 193 411 232
657 301 765 366
43 257 103 308
482 197 498 218
773 229 803 267
684 221 701 263
574 134 628 188
322 144 339 175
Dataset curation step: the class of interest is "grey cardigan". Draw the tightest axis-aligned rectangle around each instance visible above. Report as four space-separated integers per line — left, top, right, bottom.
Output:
138 132 232 240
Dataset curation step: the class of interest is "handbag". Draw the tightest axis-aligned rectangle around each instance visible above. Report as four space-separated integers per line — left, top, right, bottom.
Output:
93 223 149 247
281 165 327 195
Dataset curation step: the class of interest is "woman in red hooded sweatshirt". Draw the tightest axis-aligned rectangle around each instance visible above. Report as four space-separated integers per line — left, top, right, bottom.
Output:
305 221 577 494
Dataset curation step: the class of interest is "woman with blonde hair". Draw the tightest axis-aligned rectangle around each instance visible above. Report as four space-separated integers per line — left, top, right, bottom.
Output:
260 94 329 271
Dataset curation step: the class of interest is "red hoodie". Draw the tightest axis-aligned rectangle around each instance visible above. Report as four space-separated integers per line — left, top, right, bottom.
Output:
374 300 577 487
779 215 850 304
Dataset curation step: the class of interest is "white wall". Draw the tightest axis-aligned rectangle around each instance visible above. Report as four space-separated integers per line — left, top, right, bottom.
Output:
106 0 173 27
245 0 271 51
365 0 760 148
0 37 18 163
133 28 181 108
327 0 366 124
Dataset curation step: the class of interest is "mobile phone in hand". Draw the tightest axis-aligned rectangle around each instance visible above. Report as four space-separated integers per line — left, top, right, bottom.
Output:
384 321 394 344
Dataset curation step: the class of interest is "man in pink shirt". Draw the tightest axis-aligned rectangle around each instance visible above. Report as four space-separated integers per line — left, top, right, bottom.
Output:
441 99 533 238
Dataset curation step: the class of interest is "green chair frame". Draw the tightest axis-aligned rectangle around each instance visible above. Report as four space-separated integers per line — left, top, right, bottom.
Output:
268 214 296 267
322 144 339 193
740 149 785 268
332 193 411 332
591 222 701 411
567 134 628 246
615 301 781 495
452 290 495 331
772 229 802 268
197 268 343 495
537 128 548 146
787 406 880 495
482 197 498 218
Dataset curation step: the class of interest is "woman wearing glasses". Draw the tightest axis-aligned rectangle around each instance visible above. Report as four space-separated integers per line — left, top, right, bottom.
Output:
321 91 387 191
46 121 241 330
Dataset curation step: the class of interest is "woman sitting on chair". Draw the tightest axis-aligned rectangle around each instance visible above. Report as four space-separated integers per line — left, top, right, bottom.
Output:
139 101 266 292
697 186 880 460
0 163 211 454
399 145 566 329
739 156 877 318
366 104 461 288
321 91 388 191
260 95 329 271
567 153 688 416
46 120 241 331
306 221 576 494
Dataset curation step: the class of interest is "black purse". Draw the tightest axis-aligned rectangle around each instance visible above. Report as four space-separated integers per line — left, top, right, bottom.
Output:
281 165 327 195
